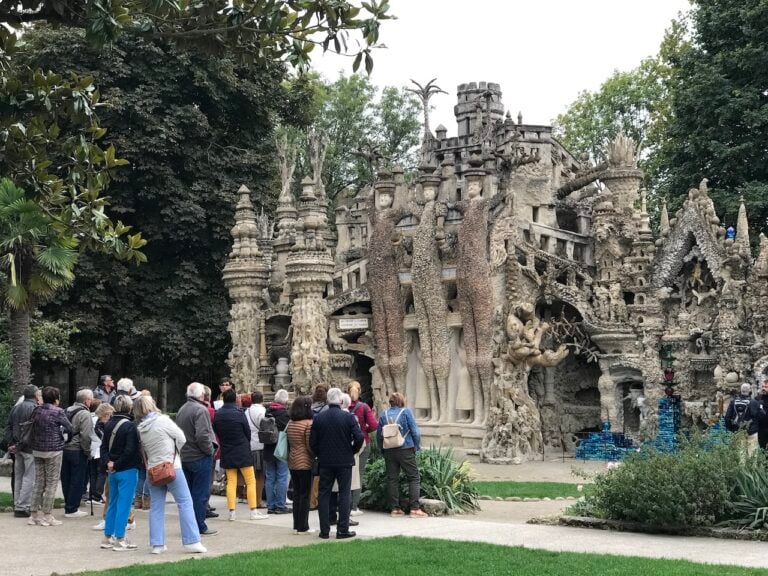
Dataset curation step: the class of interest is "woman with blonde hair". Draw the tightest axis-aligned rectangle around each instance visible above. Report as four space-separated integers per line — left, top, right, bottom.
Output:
347 381 377 515
377 392 427 518
134 395 207 554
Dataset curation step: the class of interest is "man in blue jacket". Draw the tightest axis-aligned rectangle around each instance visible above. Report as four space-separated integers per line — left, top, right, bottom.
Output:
309 387 363 540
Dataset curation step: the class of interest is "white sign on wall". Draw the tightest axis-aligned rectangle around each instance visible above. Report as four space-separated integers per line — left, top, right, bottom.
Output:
338 318 369 330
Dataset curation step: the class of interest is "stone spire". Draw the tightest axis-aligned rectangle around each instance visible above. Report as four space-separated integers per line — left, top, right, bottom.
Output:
660 199 670 235
286 132 335 394
736 196 750 252
223 185 270 392
638 189 652 236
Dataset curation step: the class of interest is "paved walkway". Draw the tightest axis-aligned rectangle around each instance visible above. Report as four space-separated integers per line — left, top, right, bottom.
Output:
3 475 768 574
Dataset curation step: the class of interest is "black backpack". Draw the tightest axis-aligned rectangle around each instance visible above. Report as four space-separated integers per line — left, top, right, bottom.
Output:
731 397 751 429
258 415 278 445
16 409 37 452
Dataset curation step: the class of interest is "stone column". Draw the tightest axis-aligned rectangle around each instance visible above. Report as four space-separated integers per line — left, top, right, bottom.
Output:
223 185 270 392
286 177 335 394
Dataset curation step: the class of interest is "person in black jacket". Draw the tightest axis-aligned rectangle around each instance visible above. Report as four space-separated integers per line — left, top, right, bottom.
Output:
213 389 267 521
101 395 141 551
756 378 768 449
309 387 363 540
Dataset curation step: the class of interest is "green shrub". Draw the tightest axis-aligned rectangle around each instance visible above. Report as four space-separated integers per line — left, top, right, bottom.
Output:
721 450 768 529
360 446 479 514
572 432 741 527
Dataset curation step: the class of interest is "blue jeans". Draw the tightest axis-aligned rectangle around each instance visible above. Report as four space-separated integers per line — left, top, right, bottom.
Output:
60 449 88 513
148 468 201 546
264 458 289 510
181 456 212 533
135 467 149 498
104 468 138 539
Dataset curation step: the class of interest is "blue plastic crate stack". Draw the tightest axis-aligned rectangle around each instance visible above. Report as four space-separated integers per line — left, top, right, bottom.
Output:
575 421 637 461
652 396 681 453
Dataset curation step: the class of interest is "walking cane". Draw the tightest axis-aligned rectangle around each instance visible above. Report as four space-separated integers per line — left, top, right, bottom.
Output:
89 458 95 516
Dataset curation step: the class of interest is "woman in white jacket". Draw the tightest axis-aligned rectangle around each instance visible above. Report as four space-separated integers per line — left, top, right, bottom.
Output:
133 396 207 555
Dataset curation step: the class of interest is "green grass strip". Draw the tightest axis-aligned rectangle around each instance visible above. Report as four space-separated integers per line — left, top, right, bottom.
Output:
0 491 63 509
80 536 767 576
474 481 590 499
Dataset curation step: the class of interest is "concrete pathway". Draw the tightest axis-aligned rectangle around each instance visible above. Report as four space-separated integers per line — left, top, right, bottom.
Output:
2 474 768 575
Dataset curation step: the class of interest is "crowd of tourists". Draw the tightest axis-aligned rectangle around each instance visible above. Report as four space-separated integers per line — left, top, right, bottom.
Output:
2 376 427 553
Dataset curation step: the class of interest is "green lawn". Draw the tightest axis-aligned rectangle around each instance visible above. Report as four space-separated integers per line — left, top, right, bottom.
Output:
80 537 766 576
474 480 590 499
0 491 63 509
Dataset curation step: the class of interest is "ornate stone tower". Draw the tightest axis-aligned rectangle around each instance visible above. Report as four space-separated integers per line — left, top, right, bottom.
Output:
285 130 335 394
223 185 270 392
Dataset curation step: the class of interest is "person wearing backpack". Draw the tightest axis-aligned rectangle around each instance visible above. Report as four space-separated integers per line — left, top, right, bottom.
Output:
5 385 40 518
263 389 291 514
376 392 427 518
61 388 94 518
725 383 761 453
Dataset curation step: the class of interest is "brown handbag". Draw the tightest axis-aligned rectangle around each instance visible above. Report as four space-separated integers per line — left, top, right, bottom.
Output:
148 461 176 486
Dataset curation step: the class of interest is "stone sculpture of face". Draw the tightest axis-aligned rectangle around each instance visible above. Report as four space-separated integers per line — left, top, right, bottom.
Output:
467 179 482 200
423 186 436 202
378 192 393 210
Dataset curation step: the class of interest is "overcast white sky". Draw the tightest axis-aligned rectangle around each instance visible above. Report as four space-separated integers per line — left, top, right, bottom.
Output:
311 0 690 132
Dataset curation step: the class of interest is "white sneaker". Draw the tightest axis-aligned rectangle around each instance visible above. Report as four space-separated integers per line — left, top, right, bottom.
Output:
350 508 363 517
64 510 88 518
285 498 293 505
100 536 116 549
92 520 106 530
151 545 167 555
229 510 236 521
294 529 316 535
184 542 207 554
112 539 138 552
250 510 268 520
126 521 137 530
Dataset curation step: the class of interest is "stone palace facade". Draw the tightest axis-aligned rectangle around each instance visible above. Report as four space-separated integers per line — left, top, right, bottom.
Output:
223 81 768 463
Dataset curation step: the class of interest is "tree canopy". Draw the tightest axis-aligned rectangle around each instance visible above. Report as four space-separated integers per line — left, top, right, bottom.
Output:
13 26 312 385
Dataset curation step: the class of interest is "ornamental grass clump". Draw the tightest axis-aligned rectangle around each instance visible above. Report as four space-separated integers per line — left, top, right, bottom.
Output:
721 450 768 530
361 446 480 514
571 432 741 528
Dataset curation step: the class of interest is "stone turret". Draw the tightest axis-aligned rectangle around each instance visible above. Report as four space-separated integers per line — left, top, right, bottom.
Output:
601 134 642 212
454 82 504 138
223 185 270 392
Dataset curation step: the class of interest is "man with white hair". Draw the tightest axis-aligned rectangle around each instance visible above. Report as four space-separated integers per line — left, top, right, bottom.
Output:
61 388 94 518
176 382 218 536
111 378 134 406
310 387 363 539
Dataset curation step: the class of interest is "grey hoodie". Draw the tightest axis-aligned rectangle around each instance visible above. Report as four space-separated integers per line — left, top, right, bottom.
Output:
137 412 186 469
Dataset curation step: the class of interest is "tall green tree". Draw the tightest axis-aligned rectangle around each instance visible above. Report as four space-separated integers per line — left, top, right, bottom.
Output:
655 0 768 238
17 26 313 387
0 66 146 394
552 56 671 167
293 72 421 199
